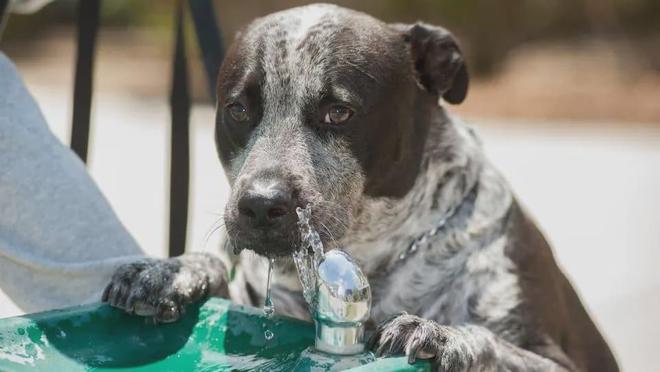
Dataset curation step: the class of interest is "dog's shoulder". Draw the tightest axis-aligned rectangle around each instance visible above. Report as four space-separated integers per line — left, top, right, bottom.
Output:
505 201 619 371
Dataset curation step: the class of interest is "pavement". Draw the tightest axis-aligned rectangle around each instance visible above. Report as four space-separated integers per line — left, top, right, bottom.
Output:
4 84 660 371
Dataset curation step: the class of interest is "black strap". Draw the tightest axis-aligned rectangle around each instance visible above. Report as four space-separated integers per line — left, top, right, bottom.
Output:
70 0 100 163
168 0 224 257
188 0 224 101
0 0 9 41
168 0 191 258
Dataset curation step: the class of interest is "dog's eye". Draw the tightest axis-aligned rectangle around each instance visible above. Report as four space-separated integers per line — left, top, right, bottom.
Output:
227 103 249 122
323 105 353 125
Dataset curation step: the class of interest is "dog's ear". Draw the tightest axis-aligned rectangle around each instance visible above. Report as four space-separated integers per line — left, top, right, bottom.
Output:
393 22 469 104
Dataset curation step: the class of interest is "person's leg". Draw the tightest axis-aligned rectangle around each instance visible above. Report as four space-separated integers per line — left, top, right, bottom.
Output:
0 52 145 317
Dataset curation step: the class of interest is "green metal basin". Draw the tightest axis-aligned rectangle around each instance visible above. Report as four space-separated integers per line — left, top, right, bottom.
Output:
0 298 430 371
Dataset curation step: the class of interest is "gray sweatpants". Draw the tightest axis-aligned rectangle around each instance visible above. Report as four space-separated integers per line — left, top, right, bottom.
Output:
0 52 145 318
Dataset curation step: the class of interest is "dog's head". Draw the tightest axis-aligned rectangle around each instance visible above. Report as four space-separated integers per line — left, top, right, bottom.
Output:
217 4 468 257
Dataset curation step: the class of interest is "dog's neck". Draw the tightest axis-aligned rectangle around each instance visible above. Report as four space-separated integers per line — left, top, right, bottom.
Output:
341 107 484 259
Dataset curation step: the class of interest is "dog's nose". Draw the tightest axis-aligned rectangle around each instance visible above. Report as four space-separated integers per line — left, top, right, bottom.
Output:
237 180 294 227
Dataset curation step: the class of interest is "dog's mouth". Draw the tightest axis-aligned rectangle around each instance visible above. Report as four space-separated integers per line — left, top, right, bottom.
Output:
247 239 299 258
228 230 338 259
227 227 300 258
226 204 342 259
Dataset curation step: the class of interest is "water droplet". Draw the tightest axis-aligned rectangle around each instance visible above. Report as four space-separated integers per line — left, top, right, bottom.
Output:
264 329 274 340
263 258 275 318
263 259 276 342
25 343 37 357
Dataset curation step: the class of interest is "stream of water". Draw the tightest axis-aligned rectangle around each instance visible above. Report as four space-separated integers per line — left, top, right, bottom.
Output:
293 205 325 309
263 258 275 341
263 205 325 340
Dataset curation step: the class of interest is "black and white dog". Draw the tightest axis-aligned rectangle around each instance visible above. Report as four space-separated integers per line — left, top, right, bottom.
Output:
103 4 618 371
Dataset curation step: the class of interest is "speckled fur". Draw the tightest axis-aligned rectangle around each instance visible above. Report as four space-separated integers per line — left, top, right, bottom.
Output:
103 4 613 371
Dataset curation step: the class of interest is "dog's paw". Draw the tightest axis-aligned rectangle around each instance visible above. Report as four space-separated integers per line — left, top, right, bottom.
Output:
368 313 474 372
102 256 227 323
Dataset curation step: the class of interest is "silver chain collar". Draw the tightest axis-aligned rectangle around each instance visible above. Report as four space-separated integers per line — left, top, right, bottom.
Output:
397 186 478 262
397 205 457 261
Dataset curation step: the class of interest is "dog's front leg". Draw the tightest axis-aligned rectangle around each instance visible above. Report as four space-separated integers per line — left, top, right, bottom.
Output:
102 252 230 323
369 313 571 372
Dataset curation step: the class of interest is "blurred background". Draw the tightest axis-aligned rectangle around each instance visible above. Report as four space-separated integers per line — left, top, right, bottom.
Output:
1 1 659 371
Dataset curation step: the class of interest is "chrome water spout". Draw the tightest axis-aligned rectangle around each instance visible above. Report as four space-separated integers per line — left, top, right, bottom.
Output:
313 250 371 355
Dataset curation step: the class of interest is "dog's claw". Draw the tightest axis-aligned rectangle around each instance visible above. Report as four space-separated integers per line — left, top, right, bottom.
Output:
125 293 136 313
156 300 181 323
101 283 111 303
376 339 387 357
370 313 470 370
376 332 393 357
406 336 421 364
108 285 122 308
366 334 377 351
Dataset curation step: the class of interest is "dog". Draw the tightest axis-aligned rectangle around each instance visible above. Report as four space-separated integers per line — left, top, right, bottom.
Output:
102 4 618 371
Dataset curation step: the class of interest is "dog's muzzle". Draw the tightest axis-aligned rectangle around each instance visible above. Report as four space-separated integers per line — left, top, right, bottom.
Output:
229 174 301 257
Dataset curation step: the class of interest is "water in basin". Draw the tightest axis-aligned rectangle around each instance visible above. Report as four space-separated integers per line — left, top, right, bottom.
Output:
0 298 428 371
0 298 315 371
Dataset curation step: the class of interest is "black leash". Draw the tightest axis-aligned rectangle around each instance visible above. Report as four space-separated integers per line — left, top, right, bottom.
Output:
70 0 100 163
168 0 225 257
168 0 191 258
0 0 9 41
188 0 224 101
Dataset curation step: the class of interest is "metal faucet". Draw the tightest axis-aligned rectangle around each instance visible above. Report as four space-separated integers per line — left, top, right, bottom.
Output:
313 250 371 355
